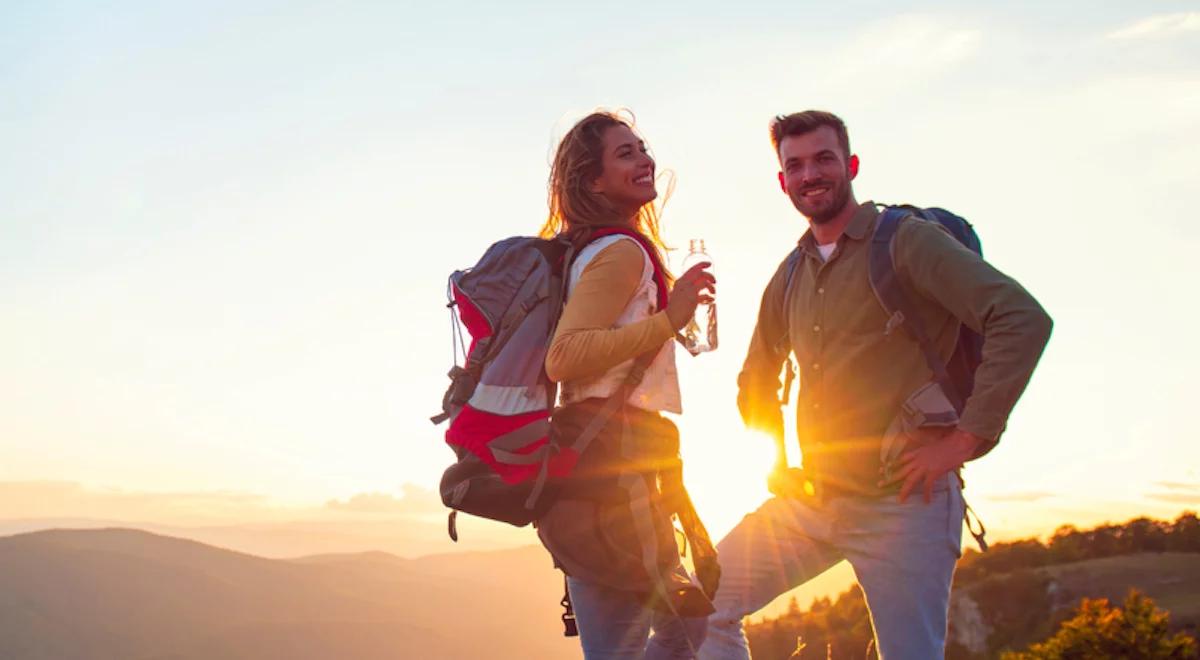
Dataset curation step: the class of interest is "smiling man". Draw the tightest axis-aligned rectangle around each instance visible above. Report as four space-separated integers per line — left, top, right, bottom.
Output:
697 111 1053 659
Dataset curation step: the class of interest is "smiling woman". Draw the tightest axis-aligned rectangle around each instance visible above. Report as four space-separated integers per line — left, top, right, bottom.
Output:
529 109 720 659
539 110 673 282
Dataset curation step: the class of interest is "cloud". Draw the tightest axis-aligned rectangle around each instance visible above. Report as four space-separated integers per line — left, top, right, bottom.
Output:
831 14 982 83
0 481 271 522
325 484 442 514
1107 12 1200 40
985 490 1056 503
1147 492 1200 505
1145 480 1200 505
1155 481 1200 492
0 481 450 526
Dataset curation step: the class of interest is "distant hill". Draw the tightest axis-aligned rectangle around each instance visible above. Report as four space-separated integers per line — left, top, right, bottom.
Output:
0 528 580 660
0 514 532 559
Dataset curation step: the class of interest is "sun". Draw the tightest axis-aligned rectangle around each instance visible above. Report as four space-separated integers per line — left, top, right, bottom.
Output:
678 425 779 541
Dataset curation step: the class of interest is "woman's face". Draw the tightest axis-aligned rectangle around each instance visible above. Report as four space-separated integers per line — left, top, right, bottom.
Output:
590 124 657 219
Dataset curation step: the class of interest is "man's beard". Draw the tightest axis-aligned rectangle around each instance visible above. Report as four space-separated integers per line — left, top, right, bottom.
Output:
802 179 852 225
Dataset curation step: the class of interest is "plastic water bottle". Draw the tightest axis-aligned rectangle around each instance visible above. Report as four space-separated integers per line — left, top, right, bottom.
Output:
681 239 717 354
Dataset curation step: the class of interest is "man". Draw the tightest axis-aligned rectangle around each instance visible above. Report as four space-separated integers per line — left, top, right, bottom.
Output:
697 111 1052 659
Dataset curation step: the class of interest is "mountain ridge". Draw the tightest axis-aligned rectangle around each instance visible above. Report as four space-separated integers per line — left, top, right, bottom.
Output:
0 527 577 660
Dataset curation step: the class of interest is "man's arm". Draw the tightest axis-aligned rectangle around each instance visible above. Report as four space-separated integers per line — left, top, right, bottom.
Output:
897 220 1053 443
737 252 797 472
881 219 1053 501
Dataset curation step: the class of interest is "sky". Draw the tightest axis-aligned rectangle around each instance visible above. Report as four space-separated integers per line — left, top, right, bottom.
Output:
3 1 1200 548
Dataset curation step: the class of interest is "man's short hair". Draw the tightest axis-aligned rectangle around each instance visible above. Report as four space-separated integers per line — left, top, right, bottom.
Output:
769 111 851 159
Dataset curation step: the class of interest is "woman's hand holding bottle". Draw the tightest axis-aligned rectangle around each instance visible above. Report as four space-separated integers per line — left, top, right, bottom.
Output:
666 262 716 331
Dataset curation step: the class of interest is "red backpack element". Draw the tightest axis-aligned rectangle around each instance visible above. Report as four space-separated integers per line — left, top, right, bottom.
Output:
431 228 671 534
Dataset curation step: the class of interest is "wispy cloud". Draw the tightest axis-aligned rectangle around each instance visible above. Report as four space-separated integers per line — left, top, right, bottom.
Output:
0 480 450 525
1155 481 1200 492
1107 12 1200 40
1146 480 1200 505
832 14 982 83
1147 492 1200 505
325 484 441 514
0 481 273 523
985 490 1056 503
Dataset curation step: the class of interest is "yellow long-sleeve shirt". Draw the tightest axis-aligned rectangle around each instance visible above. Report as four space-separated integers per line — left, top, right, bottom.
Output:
545 239 674 384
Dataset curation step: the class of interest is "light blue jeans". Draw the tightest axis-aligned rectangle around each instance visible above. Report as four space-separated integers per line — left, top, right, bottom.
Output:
697 478 965 660
567 576 708 659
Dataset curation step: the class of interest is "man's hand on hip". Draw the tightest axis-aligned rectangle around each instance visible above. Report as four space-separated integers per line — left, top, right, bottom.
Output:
879 428 985 503
768 465 814 499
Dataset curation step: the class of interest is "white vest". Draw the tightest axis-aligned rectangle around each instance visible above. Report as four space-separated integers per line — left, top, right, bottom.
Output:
559 235 682 414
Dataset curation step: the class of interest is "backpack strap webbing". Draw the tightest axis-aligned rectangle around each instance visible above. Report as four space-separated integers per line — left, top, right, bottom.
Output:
560 574 578 637
868 207 965 412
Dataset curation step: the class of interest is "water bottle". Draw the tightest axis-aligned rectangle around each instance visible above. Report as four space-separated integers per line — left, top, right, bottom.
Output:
681 239 717 354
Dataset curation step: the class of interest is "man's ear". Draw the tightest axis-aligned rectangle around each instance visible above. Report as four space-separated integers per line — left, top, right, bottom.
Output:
777 171 787 194
848 154 860 180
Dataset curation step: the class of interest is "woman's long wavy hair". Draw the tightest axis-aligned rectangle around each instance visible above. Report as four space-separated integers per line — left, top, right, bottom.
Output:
538 110 673 277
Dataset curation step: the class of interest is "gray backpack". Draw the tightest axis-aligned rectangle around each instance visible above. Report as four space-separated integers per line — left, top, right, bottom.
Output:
432 229 720 636
431 230 672 535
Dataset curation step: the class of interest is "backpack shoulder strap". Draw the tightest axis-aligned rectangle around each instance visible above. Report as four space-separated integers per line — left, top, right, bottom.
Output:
775 247 803 403
868 207 964 411
777 246 803 349
546 238 577 340
581 227 670 312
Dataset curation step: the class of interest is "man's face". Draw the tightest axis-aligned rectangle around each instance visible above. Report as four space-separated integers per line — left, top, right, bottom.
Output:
778 126 856 224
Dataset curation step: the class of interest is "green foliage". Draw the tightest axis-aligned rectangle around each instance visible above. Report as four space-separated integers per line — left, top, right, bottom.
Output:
1001 590 1198 660
745 587 877 659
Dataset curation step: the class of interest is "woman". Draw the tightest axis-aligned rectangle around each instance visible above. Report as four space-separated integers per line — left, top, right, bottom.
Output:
536 110 717 659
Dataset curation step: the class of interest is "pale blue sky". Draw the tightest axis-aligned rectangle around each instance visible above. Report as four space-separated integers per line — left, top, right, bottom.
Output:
3 1 1199 539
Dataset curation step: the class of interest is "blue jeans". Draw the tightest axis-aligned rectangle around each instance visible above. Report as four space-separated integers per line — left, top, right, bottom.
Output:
697 478 965 660
568 576 708 659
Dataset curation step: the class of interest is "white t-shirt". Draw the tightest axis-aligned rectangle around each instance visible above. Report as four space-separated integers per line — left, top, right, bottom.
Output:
818 242 837 261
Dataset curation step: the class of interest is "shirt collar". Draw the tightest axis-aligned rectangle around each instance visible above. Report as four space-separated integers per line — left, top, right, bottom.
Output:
797 201 878 255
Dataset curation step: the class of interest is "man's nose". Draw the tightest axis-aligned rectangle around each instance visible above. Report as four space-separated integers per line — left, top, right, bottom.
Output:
799 163 822 184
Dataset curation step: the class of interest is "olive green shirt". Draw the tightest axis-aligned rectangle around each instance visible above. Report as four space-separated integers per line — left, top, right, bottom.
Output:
738 202 1053 496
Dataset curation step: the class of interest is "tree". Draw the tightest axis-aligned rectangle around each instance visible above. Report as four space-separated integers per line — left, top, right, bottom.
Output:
1001 590 1197 660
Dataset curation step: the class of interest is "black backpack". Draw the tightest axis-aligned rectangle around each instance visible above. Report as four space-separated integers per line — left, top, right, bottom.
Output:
870 205 984 418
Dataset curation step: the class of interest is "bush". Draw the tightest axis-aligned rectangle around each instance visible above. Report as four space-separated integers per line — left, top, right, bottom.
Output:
1002 590 1197 660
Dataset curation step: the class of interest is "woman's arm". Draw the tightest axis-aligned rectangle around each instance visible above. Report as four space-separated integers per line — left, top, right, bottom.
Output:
545 239 673 382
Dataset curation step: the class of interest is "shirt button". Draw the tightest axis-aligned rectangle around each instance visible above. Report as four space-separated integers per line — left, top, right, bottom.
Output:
813 402 821 410
813 325 821 332
817 287 825 294
812 363 821 371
